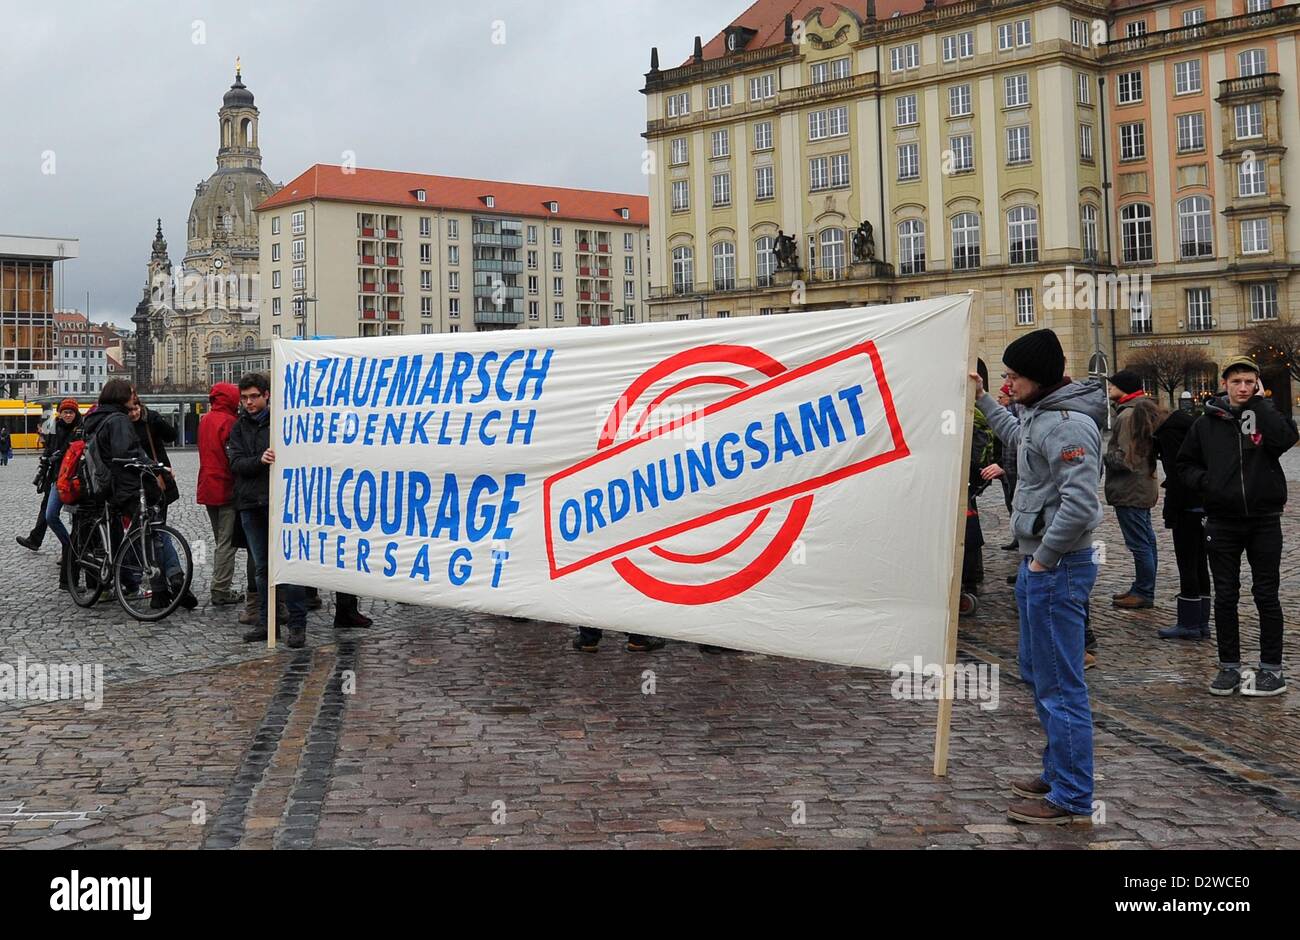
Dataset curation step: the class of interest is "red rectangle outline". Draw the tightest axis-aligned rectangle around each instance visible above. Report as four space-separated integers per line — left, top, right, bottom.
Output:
543 340 910 580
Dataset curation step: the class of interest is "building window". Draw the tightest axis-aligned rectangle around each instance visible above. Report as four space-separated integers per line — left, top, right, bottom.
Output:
1120 203 1154 263
672 180 690 211
528 300 540 321
292 266 305 289
448 271 460 291
528 275 538 295
1178 196 1214 260
271 243 281 262
819 228 845 279
1081 205 1099 262
1183 8 1206 25
1080 123 1094 162
1186 288 1212 331
707 83 732 109
1174 59 1202 95
526 249 538 270
755 236 775 287
667 92 689 117
949 134 973 172
1235 103 1263 140
828 106 848 137
895 94 917 127
943 31 974 62
951 212 981 270
421 296 433 317
672 246 694 294
712 172 731 207
1239 156 1267 197
898 220 926 275
753 121 773 151
1015 19 1031 46
417 217 431 237
1015 288 1035 325
271 270 281 289
1117 70 1143 104
889 44 918 73
272 297 281 316
998 23 1012 51
552 227 563 246
1070 18 1091 47
448 298 460 317
1004 74 1029 108
420 270 433 291
1247 0 1273 10
623 305 636 324
1239 49 1267 76
1120 122 1146 161
552 276 563 296
1249 282 1278 320
749 74 775 101
808 110 827 141
1126 20 1148 38
624 256 635 275
711 129 730 158
553 302 564 322
755 165 775 201
948 84 972 117
291 211 305 235
1129 291 1153 334
447 245 459 265
810 155 829 190
624 232 635 252
271 217 281 236
1006 126 1032 164
419 243 432 264
1241 218 1271 254
624 280 635 300
1176 113 1205 153
1008 206 1039 265
896 144 919 182
1078 72 1092 105
712 242 736 291
830 153 850 188
551 251 562 272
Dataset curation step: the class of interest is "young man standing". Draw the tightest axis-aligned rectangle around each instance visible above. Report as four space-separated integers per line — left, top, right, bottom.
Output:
1177 356 1297 696
227 373 308 649
1103 370 1163 610
974 329 1102 824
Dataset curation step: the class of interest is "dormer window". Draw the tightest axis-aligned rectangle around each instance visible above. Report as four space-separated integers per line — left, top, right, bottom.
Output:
724 26 757 54
618 207 630 220
414 188 427 202
484 194 495 208
548 201 559 213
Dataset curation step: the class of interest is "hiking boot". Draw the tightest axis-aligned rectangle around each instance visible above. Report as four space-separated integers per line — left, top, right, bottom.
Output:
1199 596 1212 639
1111 591 1130 600
1208 667 1242 696
571 635 600 652
626 635 667 653
243 622 281 643
238 606 259 626
1113 594 1153 610
334 609 373 629
1158 596 1203 640
285 626 307 649
1007 799 1091 825
171 574 198 610
1010 776 1050 800
1241 669 1287 698
15 534 41 552
210 590 242 607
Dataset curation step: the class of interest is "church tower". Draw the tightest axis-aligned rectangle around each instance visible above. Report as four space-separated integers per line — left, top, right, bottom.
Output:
133 219 172 391
216 60 263 172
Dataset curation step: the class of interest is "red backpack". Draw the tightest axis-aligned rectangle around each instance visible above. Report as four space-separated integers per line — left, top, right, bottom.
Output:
56 439 87 505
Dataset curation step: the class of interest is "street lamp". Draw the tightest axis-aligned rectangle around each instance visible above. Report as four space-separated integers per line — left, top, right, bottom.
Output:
298 295 319 338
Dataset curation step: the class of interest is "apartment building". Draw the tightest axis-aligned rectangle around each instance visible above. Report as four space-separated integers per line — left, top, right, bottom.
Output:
644 0 1300 409
53 310 117 396
254 165 651 340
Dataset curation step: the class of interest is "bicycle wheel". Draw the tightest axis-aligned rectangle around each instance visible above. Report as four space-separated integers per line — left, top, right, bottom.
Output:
65 516 107 608
114 523 193 622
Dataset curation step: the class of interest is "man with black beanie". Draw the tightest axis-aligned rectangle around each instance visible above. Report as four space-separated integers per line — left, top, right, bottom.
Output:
973 328 1102 824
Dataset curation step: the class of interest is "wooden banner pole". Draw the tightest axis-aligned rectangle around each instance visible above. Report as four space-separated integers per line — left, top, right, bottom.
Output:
934 294 979 776
267 339 279 651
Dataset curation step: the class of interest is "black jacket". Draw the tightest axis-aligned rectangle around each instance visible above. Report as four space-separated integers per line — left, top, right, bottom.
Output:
1152 409 1199 526
42 414 84 484
1176 394 1298 518
81 405 149 509
226 408 271 511
132 409 179 505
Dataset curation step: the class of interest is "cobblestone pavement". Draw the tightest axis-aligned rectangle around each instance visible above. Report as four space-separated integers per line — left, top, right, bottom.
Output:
0 450 1297 849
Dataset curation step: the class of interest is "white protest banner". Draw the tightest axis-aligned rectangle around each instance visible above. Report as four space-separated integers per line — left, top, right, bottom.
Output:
271 294 973 671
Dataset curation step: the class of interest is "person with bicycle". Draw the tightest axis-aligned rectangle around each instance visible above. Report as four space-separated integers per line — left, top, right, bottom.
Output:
128 393 198 610
228 372 308 649
16 399 83 588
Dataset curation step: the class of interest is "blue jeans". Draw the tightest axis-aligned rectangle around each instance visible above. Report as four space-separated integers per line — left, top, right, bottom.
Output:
45 486 71 548
1015 549 1097 816
1114 506 1157 601
240 507 305 629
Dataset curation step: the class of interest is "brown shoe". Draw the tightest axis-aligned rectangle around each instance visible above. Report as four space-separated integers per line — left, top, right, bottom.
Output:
1111 591 1130 600
1084 651 1097 670
1113 594 1153 609
1007 799 1091 825
1010 776 1050 800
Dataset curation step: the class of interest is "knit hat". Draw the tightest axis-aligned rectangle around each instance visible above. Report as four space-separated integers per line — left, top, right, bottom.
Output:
57 398 80 415
976 358 989 393
1002 329 1065 387
1221 355 1260 378
1106 370 1144 395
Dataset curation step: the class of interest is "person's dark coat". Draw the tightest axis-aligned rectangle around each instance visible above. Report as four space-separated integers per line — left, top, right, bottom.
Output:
42 412 84 486
1177 393 1299 518
81 404 148 510
1152 409 1200 526
226 407 271 511
132 408 180 505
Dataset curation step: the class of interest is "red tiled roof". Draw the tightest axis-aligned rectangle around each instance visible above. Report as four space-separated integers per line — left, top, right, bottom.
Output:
257 165 649 226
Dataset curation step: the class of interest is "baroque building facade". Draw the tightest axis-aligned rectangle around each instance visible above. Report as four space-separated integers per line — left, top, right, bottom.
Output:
643 0 1300 413
133 65 279 391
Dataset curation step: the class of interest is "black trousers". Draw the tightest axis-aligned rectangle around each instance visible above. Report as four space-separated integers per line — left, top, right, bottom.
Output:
1170 511 1211 598
1206 515 1284 668
28 487 51 544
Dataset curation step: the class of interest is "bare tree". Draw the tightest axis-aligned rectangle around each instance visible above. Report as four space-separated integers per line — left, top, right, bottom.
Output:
1246 317 1300 385
1127 345 1214 407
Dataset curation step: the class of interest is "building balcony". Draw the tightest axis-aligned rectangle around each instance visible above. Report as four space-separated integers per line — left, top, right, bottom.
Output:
360 284 379 293
777 71 877 108
474 258 524 274
385 229 400 239
384 283 402 294
360 309 378 320
597 270 611 279
473 284 524 300
360 255 376 265
579 266 591 276
472 233 523 248
1102 6 1299 59
474 309 525 326
579 291 592 300
1217 72 1282 102
599 292 611 302
579 242 589 251
597 244 610 254
386 309 402 320
361 227 375 237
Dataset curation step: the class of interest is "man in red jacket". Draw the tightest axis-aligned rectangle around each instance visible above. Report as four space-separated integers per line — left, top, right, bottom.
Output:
197 383 245 607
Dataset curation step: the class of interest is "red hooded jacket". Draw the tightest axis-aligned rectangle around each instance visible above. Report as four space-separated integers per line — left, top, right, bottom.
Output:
197 383 240 506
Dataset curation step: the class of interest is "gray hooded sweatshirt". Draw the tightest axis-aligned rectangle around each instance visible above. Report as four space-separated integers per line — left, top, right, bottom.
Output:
977 381 1104 569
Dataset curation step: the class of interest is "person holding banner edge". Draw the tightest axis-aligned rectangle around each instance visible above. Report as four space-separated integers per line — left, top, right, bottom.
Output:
972 328 1102 825
228 372 309 649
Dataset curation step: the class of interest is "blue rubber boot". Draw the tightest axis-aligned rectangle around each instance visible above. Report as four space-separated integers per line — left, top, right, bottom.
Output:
1158 596 1204 639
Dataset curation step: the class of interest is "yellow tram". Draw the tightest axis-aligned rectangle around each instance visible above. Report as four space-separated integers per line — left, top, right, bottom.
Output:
0 399 92 452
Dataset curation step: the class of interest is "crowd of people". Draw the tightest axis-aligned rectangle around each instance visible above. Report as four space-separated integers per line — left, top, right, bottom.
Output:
13 374 372 649
967 329 1294 824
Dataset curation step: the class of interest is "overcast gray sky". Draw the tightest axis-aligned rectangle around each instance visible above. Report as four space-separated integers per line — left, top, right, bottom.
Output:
1 0 741 328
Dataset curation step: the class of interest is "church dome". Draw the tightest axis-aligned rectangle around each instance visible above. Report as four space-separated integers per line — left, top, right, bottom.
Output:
223 69 255 108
